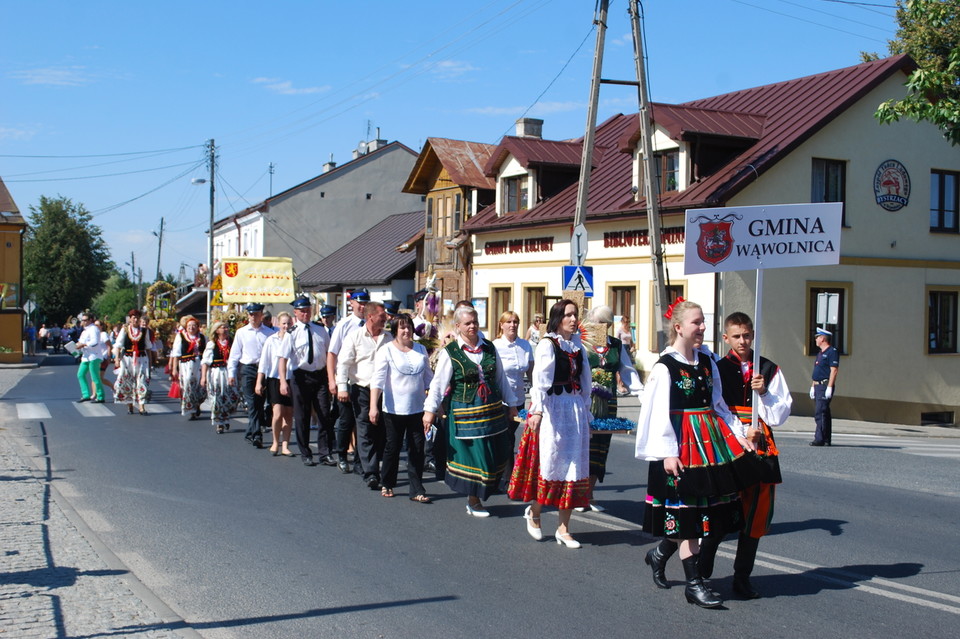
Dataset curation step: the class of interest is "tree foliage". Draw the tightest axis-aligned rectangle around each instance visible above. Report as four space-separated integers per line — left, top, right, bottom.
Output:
875 0 960 145
91 269 137 327
23 196 113 323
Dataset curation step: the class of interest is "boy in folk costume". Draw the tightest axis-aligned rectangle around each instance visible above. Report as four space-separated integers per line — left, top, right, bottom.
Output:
698 312 792 599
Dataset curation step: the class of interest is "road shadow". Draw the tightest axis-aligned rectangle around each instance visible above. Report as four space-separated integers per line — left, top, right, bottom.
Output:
734 561 924 599
767 517 848 537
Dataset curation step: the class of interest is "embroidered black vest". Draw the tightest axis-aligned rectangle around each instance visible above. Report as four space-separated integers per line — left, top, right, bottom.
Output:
123 329 149 357
546 336 584 395
657 351 713 410
446 340 501 404
717 352 779 415
179 334 206 362
587 336 622 380
210 338 231 368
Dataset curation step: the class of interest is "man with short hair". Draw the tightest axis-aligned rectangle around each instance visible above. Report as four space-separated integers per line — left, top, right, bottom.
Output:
228 303 277 448
697 311 792 599
337 301 392 490
319 304 337 335
809 327 839 446
279 295 335 467
74 313 105 403
327 289 370 472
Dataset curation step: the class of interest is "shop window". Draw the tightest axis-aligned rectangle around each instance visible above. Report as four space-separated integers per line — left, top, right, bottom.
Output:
928 289 958 354
807 284 851 355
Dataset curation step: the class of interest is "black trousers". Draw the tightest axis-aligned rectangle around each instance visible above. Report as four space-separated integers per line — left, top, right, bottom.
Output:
335 388 356 459
292 368 332 461
351 385 384 481
813 384 833 444
240 363 266 440
381 412 426 495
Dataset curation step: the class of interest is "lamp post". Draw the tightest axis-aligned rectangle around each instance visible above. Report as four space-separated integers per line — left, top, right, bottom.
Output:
191 139 216 324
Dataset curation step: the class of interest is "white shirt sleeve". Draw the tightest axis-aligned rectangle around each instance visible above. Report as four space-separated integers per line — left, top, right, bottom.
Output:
634 362 677 460
758 367 792 427
424 347 453 414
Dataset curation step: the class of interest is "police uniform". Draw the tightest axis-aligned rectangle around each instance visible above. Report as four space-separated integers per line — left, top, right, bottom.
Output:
328 289 370 470
811 329 840 445
227 303 277 447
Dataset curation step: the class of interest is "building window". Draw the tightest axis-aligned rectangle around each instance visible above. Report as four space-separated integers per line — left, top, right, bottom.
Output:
504 176 528 212
648 283 685 352
653 150 680 193
491 287 512 325
610 286 636 321
523 286 545 329
807 284 851 355
426 198 434 236
930 170 959 233
812 158 847 226
454 193 462 233
928 289 958 354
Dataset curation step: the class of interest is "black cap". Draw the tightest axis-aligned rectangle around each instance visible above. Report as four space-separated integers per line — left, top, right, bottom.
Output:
383 299 401 316
349 288 370 302
244 302 265 312
413 289 428 302
319 304 336 317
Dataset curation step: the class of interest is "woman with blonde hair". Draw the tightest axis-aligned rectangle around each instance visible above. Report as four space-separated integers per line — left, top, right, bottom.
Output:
493 310 533 486
170 315 207 420
201 320 240 434
635 299 761 607
256 311 295 456
524 313 544 348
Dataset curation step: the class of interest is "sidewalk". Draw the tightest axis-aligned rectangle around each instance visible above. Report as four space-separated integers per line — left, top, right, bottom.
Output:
0 358 198 638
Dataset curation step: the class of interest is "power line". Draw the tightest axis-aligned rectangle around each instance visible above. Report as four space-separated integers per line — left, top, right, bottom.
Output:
0 144 202 159
89 161 206 216
2 148 200 179
4 160 202 183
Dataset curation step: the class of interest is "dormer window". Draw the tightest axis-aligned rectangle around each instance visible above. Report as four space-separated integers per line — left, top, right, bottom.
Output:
655 150 680 193
504 175 529 212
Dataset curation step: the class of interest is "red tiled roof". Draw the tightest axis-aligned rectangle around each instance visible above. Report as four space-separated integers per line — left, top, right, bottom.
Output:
403 138 496 193
299 211 423 290
465 55 916 233
483 136 601 177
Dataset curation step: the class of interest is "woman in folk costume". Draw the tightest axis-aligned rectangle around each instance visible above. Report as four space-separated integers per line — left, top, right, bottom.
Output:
169 315 207 420
113 309 153 415
580 305 643 513
201 321 241 434
508 299 593 548
635 299 762 608
423 306 520 517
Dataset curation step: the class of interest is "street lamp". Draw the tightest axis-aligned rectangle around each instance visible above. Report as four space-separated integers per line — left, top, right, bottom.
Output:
191 139 216 325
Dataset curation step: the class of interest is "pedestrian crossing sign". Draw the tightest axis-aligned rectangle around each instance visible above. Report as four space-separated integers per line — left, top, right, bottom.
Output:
562 265 593 296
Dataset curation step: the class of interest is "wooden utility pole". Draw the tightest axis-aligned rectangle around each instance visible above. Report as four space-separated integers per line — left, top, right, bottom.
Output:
628 0 670 351
206 139 216 324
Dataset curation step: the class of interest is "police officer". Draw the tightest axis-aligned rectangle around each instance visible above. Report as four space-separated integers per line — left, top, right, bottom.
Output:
228 303 277 448
809 327 839 446
319 304 337 335
327 289 370 473
279 295 336 466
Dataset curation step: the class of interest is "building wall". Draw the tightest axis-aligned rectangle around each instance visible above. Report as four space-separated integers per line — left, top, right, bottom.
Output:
0 224 24 362
721 74 960 425
215 145 422 276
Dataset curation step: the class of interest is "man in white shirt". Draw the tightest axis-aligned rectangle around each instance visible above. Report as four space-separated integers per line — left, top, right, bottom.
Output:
228 303 277 448
327 288 369 473
337 301 392 490
74 313 105 403
279 295 335 467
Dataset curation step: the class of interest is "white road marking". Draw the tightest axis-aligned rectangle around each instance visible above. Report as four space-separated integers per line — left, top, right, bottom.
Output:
74 402 115 417
16 403 52 419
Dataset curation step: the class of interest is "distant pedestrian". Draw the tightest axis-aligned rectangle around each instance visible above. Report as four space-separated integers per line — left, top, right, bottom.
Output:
170 316 207 420
809 327 839 446
74 313 105 403
23 322 36 356
201 321 241 434
258 311 294 456
94 320 114 393
113 310 152 415
228 303 276 448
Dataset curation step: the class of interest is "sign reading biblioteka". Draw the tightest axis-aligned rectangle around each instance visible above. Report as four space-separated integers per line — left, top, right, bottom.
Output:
683 202 842 274
219 256 295 303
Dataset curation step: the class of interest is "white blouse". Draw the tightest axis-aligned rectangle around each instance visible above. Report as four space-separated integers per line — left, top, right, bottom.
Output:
528 332 593 413
258 332 291 380
370 341 433 415
493 336 533 406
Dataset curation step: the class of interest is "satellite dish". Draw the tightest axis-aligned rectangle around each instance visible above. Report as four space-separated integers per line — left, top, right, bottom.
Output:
357 141 368 154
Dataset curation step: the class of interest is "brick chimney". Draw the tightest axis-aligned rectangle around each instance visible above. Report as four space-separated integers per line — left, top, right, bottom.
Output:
515 118 543 139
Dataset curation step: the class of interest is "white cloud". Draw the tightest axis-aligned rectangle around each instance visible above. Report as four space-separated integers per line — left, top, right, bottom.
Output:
465 100 584 117
610 33 632 47
0 126 36 141
252 77 329 95
9 66 90 87
429 59 478 80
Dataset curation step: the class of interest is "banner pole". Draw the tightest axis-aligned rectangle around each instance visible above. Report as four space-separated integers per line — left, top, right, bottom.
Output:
751 267 763 429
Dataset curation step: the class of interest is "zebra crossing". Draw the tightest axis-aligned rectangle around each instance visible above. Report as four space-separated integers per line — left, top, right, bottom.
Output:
8 400 179 421
778 431 960 461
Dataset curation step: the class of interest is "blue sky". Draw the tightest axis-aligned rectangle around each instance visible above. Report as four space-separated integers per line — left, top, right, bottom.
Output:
1 0 898 282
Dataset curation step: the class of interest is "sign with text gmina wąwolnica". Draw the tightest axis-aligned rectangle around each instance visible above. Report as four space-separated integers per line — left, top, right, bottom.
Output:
683 202 842 275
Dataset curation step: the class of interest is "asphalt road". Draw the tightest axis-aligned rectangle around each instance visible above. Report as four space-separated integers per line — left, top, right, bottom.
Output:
4 356 959 638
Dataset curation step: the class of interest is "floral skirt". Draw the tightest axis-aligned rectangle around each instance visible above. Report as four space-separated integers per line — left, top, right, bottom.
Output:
179 360 207 415
207 367 240 428
508 424 590 510
114 357 149 406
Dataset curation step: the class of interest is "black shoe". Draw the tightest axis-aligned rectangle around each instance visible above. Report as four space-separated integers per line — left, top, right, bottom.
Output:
732 575 761 599
252 438 263 449
338 460 350 474
78 397 91 403
92 398 104 404
682 556 723 608
365 476 380 490
809 441 825 446
303 458 317 467
320 454 338 467
424 460 437 473
644 541 676 589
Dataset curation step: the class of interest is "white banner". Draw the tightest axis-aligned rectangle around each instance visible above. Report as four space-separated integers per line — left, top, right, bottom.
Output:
683 202 842 275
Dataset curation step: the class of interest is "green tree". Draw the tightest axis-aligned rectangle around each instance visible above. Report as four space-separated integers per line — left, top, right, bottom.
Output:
23 195 113 323
875 0 960 145
92 269 137 326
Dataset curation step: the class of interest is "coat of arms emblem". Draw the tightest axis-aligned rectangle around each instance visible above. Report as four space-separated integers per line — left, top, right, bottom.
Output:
224 262 239 277
691 214 738 266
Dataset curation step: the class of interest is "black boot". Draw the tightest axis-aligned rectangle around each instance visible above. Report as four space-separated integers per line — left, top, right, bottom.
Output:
732 534 761 599
682 555 724 608
644 539 677 589
698 533 726 600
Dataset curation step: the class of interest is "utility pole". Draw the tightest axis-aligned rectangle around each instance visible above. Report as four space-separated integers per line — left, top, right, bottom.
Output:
268 162 275 197
628 0 670 351
154 216 164 282
206 139 216 324
136 268 143 310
